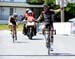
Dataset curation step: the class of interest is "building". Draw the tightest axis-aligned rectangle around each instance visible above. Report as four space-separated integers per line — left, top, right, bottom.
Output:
0 0 43 20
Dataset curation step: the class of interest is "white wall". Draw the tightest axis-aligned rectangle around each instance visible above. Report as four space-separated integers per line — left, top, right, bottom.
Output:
13 8 26 15
53 22 72 35
0 7 27 20
2 7 10 15
0 7 10 20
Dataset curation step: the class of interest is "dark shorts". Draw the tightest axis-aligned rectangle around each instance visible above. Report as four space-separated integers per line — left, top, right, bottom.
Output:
44 22 53 31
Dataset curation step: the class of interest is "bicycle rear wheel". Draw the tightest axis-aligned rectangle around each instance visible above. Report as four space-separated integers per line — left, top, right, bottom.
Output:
14 34 17 40
12 30 15 43
48 46 50 55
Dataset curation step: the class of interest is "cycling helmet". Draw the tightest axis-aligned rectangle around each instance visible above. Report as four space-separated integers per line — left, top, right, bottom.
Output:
28 10 32 14
26 8 30 12
43 4 49 8
13 13 18 17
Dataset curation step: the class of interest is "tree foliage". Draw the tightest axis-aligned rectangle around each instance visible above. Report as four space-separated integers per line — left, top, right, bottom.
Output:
27 0 75 22
64 3 75 21
27 0 44 4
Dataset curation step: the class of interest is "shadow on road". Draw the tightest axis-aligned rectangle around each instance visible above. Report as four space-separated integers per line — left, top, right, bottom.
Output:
32 38 43 40
0 53 75 56
50 53 75 56
13 41 29 43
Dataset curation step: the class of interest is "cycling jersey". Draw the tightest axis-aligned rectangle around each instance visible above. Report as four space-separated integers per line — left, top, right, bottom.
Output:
27 16 34 22
10 17 16 26
41 10 54 25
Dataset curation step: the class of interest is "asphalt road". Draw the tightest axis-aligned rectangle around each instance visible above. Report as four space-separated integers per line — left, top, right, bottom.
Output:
0 30 75 59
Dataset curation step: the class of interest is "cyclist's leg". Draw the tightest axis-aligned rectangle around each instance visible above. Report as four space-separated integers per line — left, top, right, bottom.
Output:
34 23 36 35
42 24 46 35
11 25 14 39
13 26 17 39
50 22 54 42
46 24 51 48
50 23 54 51
22 24 25 34
9 25 12 34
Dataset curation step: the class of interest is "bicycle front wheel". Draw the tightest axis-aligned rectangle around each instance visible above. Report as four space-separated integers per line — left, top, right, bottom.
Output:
48 46 50 56
47 35 51 56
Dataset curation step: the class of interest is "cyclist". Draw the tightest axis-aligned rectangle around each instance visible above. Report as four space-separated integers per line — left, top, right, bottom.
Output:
22 8 30 35
26 10 36 35
27 10 35 22
37 4 60 51
24 8 30 19
8 13 18 39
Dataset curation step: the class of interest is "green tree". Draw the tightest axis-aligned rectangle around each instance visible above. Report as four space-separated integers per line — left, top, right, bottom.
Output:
65 3 75 21
27 0 44 4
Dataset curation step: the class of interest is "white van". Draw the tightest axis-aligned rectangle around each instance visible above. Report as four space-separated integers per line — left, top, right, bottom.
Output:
69 18 75 34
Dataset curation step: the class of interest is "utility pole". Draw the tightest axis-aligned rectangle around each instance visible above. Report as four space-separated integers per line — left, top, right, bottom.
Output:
60 0 64 22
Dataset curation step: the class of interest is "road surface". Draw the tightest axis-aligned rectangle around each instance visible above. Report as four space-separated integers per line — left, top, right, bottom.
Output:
0 30 75 59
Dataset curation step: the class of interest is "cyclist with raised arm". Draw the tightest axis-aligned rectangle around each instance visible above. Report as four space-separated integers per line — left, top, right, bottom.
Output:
37 4 60 51
8 13 18 40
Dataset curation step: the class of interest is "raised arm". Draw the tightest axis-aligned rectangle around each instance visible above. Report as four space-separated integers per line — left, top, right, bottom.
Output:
37 13 43 21
50 9 61 13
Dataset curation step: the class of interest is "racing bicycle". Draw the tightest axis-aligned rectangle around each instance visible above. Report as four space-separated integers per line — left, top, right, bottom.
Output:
44 25 56 55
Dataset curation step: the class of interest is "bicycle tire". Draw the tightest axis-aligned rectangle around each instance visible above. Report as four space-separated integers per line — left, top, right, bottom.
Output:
15 30 17 40
48 46 50 56
47 37 51 56
13 37 14 43
47 26 51 56
12 30 15 43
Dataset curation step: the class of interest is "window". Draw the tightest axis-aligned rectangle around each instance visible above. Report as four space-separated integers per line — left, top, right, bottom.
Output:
10 8 13 15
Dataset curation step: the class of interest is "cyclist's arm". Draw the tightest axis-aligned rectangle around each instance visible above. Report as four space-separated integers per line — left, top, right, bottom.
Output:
8 16 11 24
21 16 25 21
37 14 43 21
50 9 61 13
